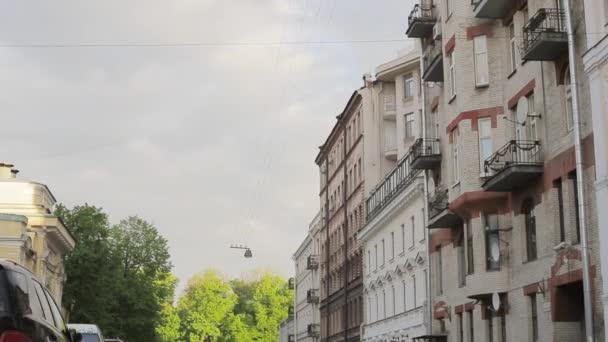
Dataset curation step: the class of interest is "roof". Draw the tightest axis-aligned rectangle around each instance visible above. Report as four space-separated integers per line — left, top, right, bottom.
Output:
375 50 421 81
67 324 102 334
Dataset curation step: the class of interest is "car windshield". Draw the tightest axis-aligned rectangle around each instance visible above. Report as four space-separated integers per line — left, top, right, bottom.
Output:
80 333 101 342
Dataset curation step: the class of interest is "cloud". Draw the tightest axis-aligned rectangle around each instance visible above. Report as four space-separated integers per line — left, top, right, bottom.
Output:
0 0 416 294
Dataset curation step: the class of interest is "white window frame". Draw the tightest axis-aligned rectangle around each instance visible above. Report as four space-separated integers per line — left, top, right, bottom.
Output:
404 74 415 98
473 35 489 87
405 113 415 138
508 23 517 73
449 51 456 98
453 128 460 184
478 118 493 176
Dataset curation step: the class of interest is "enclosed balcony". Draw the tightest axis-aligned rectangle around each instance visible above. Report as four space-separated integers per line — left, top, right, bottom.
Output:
307 255 319 270
422 43 443 82
307 289 320 304
406 1 436 38
411 138 441 170
482 140 543 192
366 151 422 222
471 0 511 19
288 277 295 289
307 324 321 338
521 8 567 61
427 188 461 229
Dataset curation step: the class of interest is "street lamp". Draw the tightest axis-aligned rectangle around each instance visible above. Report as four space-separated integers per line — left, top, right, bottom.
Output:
230 244 253 258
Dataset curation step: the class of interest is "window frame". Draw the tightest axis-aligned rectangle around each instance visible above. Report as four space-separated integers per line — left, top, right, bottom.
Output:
449 51 456 98
478 117 493 176
508 23 517 74
405 112 415 139
473 35 489 87
484 213 501 271
404 74 415 98
530 293 539 342
466 220 474 275
453 127 460 184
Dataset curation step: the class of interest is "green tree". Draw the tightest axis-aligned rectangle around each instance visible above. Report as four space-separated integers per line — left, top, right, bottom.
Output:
110 216 174 341
249 272 293 341
177 270 237 342
156 303 181 342
55 204 119 331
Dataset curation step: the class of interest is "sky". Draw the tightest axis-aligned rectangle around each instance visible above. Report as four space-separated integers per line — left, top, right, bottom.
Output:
0 0 415 294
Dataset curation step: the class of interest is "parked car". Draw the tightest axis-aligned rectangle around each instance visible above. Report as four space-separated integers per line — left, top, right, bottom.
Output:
0 259 81 341
68 324 105 342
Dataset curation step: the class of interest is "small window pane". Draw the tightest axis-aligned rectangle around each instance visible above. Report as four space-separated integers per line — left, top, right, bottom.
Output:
32 281 55 326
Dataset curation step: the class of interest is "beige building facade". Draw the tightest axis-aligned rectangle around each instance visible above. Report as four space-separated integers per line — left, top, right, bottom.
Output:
0 163 75 304
582 0 608 336
358 53 430 342
406 0 604 341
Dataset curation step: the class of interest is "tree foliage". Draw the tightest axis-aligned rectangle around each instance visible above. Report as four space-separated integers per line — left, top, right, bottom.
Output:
56 206 174 342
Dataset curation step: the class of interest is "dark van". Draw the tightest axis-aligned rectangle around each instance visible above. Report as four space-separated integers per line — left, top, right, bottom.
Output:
0 259 81 342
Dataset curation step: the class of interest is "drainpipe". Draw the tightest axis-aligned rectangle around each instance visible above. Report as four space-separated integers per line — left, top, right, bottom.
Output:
419 41 433 337
324 156 330 342
563 0 594 341
342 126 349 342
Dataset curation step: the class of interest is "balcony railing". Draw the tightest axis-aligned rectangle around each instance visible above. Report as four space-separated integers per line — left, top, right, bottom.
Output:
482 140 543 192
307 289 320 304
366 150 421 222
411 138 441 170
427 186 462 229
521 8 567 61
471 0 510 18
422 43 443 82
428 187 448 221
406 1 435 38
308 324 321 337
307 255 319 270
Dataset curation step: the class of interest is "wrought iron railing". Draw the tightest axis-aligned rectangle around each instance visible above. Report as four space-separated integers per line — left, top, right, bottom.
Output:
366 150 422 221
470 0 482 9
411 138 440 162
484 140 542 174
521 8 566 52
408 1 435 28
428 187 449 220
423 42 442 75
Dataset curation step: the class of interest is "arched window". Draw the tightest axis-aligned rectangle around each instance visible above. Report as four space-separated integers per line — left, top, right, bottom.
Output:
523 198 538 261
564 67 574 131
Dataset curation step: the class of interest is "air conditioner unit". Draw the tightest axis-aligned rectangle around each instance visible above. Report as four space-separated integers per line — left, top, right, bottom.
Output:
433 23 442 41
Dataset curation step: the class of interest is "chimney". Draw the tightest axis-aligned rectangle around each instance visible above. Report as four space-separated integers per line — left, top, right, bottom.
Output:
363 73 374 88
0 163 18 179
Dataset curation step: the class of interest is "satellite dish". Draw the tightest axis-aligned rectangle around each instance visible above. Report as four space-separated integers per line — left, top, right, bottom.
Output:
516 97 529 125
490 240 500 263
492 292 501 311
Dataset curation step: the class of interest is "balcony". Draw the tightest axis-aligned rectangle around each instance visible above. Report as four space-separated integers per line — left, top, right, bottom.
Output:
307 289 320 304
471 0 510 19
308 324 321 338
288 277 295 290
307 255 319 270
465 271 509 303
521 8 567 61
406 2 436 38
366 151 422 222
422 43 443 82
410 138 441 170
482 140 543 192
427 187 461 229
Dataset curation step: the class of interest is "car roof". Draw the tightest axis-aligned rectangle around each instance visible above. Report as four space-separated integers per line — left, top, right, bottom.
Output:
0 259 37 277
67 324 102 334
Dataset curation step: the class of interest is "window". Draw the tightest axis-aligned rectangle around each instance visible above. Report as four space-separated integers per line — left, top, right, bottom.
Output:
382 290 386 319
457 229 466 286
44 288 66 331
390 232 395 260
478 118 493 175
468 310 475 342
375 293 379 321
449 51 456 98
367 250 371 274
375 245 378 270
401 224 406 253
410 216 416 248
391 286 396 316
405 113 415 138
473 35 489 87
420 208 426 242
500 313 507 342
487 310 494 342
484 213 500 271
554 179 566 242
466 221 474 275
32 280 55 326
569 171 581 243
402 281 407 312
523 199 538 261
381 239 385 266
564 68 574 130
453 128 460 183
457 313 464 342
530 294 539 342
509 23 517 73
412 275 417 308
404 74 415 98
436 249 443 295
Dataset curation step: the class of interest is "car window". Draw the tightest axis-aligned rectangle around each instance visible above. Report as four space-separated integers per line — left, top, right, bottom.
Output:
81 333 101 342
32 280 56 326
6 271 34 316
0 271 12 313
43 288 66 330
